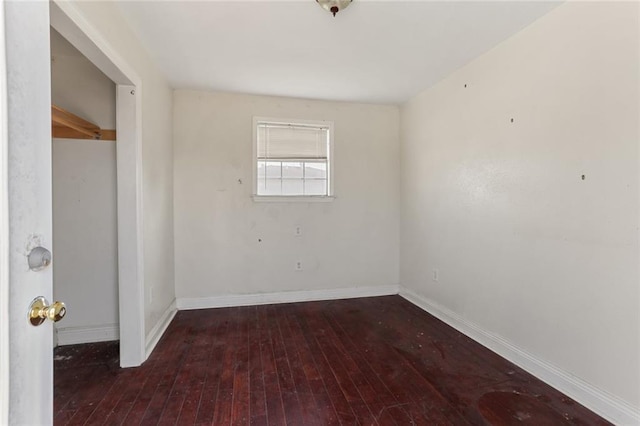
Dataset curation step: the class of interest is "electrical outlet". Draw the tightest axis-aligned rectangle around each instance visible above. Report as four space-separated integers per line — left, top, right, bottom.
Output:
432 269 439 282
295 225 302 236
295 261 303 271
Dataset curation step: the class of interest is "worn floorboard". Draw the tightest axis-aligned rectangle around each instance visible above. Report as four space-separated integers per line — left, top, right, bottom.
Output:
54 295 610 425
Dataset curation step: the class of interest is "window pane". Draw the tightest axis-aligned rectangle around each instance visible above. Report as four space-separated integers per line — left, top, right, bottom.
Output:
256 120 332 198
264 178 281 195
256 177 266 195
257 161 266 178
305 162 327 179
282 179 303 195
304 179 327 196
266 161 281 178
282 162 303 179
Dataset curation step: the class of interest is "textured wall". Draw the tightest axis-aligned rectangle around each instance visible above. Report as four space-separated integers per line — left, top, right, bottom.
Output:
174 90 400 300
401 1 639 413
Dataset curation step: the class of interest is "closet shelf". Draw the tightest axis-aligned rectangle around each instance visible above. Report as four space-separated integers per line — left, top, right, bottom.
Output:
51 105 116 141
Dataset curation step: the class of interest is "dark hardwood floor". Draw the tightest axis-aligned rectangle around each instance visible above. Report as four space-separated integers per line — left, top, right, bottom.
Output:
54 296 610 425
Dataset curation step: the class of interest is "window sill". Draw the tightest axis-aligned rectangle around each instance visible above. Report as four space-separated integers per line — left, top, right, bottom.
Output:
252 195 335 203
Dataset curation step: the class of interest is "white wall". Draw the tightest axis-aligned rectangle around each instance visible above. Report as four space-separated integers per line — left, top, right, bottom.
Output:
51 29 115 129
55 2 175 338
400 1 639 421
0 3 8 423
51 29 119 343
52 142 118 340
174 91 399 302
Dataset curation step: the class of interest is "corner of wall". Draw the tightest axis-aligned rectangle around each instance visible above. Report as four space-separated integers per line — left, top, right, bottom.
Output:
398 286 640 425
145 298 177 359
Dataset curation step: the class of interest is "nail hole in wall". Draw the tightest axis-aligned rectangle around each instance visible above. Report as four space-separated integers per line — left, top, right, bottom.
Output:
581 175 586 180
510 118 514 123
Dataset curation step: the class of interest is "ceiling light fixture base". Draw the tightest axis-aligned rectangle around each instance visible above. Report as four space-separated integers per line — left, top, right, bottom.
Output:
316 0 352 17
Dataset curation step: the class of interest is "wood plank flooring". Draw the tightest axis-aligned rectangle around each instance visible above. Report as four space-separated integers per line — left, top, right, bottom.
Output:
54 295 610 425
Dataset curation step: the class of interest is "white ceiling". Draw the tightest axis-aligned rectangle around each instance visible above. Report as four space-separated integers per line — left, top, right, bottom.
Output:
116 1 560 104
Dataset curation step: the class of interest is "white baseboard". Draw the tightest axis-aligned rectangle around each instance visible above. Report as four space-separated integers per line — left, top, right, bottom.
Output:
176 285 399 310
145 299 177 359
399 286 640 426
56 324 119 346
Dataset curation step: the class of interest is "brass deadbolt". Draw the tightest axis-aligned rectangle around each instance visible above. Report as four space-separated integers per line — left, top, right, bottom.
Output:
28 296 66 326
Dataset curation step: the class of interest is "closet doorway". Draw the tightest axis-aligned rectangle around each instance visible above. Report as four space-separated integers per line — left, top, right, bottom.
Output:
51 2 146 368
50 27 119 352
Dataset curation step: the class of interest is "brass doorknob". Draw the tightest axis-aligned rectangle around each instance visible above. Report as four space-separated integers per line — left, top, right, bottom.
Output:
28 296 66 326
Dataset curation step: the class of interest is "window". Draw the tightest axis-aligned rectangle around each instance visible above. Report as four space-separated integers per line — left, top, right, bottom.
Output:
253 117 333 199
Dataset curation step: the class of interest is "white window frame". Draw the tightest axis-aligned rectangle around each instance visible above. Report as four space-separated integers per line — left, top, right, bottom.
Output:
252 116 335 202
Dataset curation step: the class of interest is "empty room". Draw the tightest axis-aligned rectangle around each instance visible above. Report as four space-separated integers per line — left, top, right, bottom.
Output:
1 0 638 425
